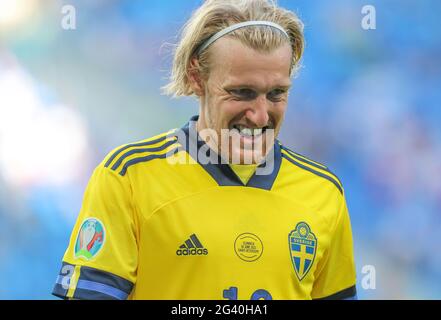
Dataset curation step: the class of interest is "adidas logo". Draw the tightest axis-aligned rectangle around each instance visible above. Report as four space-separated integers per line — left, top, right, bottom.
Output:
176 234 208 256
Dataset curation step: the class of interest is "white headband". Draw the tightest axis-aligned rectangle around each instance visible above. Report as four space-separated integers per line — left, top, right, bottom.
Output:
196 20 289 56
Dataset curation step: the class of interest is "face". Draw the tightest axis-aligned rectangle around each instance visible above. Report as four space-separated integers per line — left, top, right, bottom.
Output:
193 37 292 164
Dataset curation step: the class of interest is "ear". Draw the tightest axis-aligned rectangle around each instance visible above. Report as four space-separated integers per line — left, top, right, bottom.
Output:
188 57 205 96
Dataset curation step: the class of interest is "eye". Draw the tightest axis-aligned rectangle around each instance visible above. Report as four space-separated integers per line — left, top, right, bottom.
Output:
267 89 287 102
228 88 257 101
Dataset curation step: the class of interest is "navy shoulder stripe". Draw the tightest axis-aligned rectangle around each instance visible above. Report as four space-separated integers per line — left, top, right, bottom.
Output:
281 153 343 194
119 147 180 176
280 145 343 187
280 145 328 169
104 134 170 168
110 138 177 171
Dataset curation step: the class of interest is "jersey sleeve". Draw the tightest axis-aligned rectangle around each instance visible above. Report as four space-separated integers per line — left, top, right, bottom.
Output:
311 191 357 300
52 159 139 300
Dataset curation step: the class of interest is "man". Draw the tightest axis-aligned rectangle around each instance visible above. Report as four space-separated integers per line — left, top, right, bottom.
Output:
53 0 357 300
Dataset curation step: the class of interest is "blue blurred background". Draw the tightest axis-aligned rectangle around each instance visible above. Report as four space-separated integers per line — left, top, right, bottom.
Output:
0 0 440 299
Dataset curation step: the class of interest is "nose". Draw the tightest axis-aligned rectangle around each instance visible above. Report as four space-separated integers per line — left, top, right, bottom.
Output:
245 94 269 127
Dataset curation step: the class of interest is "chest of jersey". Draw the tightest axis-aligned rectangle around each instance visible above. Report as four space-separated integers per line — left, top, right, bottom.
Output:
131 187 332 300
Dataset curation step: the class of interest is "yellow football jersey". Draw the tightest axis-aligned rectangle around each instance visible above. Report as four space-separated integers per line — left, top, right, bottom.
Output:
53 115 357 300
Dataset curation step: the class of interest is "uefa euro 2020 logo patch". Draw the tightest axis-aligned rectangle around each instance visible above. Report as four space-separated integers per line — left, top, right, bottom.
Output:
74 218 105 260
288 222 317 281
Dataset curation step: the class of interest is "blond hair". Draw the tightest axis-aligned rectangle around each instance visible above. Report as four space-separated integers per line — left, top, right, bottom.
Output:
162 0 305 97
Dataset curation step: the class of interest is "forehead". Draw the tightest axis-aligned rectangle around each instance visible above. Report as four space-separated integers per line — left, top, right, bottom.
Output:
207 37 292 89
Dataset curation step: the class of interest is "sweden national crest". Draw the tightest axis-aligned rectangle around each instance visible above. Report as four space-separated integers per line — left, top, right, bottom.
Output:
288 222 317 281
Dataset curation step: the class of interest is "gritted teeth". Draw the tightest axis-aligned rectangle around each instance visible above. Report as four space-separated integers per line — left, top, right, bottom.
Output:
231 124 269 137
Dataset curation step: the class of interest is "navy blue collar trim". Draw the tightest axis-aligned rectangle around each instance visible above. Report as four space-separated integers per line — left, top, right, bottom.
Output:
174 115 281 190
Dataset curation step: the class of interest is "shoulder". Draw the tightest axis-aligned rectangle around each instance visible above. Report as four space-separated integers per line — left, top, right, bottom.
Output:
100 129 180 177
278 142 344 196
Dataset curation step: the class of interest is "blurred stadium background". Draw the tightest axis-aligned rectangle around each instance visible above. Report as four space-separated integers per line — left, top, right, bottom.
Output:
0 0 440 299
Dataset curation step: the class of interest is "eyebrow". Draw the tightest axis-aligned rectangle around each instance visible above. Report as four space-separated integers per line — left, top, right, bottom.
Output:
224 84 292 92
